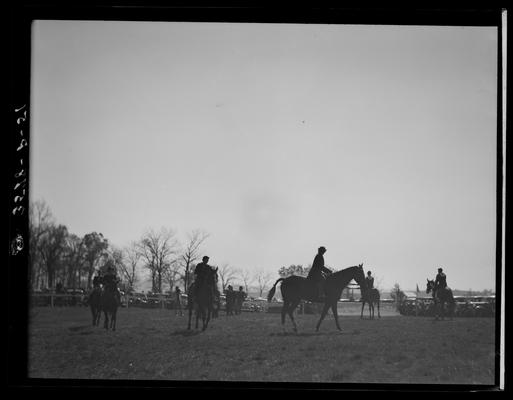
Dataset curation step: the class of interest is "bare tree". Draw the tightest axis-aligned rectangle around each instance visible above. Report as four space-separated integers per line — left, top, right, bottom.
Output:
255 269 275 298
29 199 54 289
63 234 86 289
180 229 209 292
237 268 254 294
39 224 69 289
217 263 238 291
163 260 182 293
138 227 180 294
119 242 141 293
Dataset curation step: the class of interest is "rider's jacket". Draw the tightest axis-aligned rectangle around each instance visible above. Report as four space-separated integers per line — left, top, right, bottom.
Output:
307 254 331 281
365 276 374 289
435 272 447 289
102 274 118 292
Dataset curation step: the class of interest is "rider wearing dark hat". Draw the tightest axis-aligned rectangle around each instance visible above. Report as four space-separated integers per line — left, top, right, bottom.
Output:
434 267 447 291
194 256 216 297
306 246 332 301
194 256 212 282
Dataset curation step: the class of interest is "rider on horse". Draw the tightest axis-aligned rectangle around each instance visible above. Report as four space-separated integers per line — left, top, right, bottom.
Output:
194 256 216 298
92 270 103 290
365 271 375 289
306 246 332 301
434 267 447 292
103 266 121 304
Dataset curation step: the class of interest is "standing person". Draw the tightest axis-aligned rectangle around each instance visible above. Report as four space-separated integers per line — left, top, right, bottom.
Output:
174 286 183 316
306 246 332 301
225 285 235 316
235 286 247 315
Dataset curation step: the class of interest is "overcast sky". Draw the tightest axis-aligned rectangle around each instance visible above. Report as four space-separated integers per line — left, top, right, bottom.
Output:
30 21 498 291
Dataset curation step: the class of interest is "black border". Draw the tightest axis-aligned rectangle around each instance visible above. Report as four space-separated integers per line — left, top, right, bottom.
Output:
8 3 508 394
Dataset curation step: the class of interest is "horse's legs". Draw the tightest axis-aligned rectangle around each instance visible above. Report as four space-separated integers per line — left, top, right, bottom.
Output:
103 311 109 330
377 300 381 318
370 302 374 319
360 301 365 319
315 302 331 332
112 311 116 331
331 302 342 331
203 308 211 331
281 301 288 327
287 300 300 333
187 306 193 330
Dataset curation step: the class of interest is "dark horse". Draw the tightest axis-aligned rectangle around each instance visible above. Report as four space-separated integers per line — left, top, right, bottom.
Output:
426 279 455 320
267 264 366 332
89 287 102 326
187 267 218 331
101 288 118 330
361 287 381 319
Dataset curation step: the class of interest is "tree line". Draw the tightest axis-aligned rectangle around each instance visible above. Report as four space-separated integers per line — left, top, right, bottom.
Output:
29 200 277 295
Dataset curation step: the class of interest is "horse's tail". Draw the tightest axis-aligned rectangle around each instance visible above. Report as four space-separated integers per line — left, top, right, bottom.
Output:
267 278 285 302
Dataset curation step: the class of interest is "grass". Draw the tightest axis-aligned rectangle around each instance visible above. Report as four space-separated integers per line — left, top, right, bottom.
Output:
28 306 496 384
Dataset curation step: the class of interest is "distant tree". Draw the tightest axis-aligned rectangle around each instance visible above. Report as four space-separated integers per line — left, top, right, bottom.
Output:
180 230 209 292
254 269 275 297
163 260 182 293
237 268 254 293
278 264 310 278
119 242 141 293
218 263 237 291
83 232 109 289
138 228 180 294
63 234 86 289
390 283 406 309
29 199 54 289
39 224 69 289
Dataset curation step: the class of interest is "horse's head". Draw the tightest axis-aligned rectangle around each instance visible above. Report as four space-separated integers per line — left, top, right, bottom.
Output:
426 279 435 294
353 263 367 290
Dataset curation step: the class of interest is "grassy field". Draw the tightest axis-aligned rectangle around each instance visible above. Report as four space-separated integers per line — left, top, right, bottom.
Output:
28 306 496 384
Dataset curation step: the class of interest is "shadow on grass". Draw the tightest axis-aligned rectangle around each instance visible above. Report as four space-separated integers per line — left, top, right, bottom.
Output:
270 330 351 337
68 325 92 332
171 329 203 337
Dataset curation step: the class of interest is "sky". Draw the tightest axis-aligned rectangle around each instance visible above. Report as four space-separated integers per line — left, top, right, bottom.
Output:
30 21 498 292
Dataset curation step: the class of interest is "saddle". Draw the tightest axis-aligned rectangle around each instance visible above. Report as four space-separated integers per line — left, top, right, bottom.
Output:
307 278 327 303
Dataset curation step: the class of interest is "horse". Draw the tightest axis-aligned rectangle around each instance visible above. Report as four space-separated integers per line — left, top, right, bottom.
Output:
187 267 218 331
267 264 366 332
88 287 102 326
361 287 381 319
426 279 455 320
101 288 118 331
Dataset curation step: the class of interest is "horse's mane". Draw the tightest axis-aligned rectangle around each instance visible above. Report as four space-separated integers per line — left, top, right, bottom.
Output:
329 265 360 279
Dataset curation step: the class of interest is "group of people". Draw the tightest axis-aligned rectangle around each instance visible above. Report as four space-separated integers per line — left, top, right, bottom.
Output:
88 248 449 311
224 285 247 315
